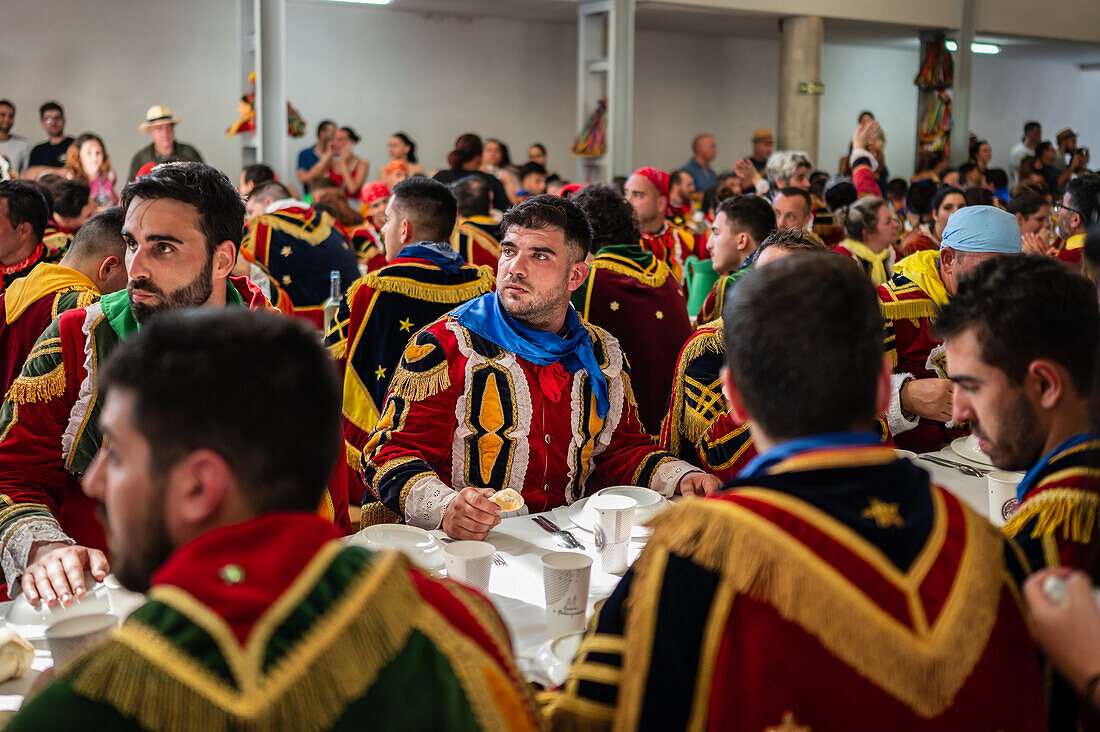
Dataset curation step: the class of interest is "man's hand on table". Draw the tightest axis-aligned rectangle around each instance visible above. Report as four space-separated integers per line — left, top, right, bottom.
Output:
442 487 502 540
900 377 954 423
21 542 109 607
677 471 722 497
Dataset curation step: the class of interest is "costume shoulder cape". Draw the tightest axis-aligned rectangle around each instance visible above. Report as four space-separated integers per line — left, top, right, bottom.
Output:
450 216 501 268
13 550 539 731
571 244 670 318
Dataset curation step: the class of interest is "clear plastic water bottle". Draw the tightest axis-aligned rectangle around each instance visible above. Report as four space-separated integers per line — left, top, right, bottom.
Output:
322 270 341 330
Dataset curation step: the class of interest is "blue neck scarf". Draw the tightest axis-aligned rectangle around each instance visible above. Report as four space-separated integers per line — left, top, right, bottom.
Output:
398 241 464 274
738 431 881 479
452 292 610 418
1015 430 1099 503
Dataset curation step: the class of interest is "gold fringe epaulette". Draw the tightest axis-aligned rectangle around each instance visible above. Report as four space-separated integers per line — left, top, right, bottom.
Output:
389 361 450 402
879 296 938 322
7 363 66 404
326 340 347 361
680 325 724 443
260 209 335 246
591 256 670 288
1003 487 1100 544
364 267 494 305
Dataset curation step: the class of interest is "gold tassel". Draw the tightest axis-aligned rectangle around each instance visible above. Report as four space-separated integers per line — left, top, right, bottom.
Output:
879 298 938 322
364 271 494 304
591 258 670 288
1003 487 1100 545
389 361 451 401
7 363 65 404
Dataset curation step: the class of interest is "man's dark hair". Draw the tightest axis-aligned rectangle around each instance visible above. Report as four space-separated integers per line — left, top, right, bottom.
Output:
38 176 89 219
886 178 908 201
242 163 277 189
755 227 829 256
905 179 937 217
723 253 883 439
964 188 994 207
1035 141 1055 159
670 170 692 190
101 309 341 516
65 206 125 263
0 180 50 242
120 162 246 254
250 180 292 203
316 119 335 138
822 180 857 212
391 176 458 242
530 143 547 156
39 101 63 119
1024 121 1041 137
716 195 775 245
1006 190 1049 218
501 194 592 260
453 175 491 218
0 100 13 113
932 185 966 213
777 186 814 214
573 183 639 253
958 162 978 182
936 255 1098 396
519 162 547 181
1066 174 1100 227
985 168 1009 190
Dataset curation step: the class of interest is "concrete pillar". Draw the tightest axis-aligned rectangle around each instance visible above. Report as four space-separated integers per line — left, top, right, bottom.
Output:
257 0 288 179
949 0 976 167
777 16 824 163
575 0 635 183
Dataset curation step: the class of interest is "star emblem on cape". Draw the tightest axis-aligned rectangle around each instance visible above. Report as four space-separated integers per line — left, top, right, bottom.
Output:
609 301 620 311
281 274 292 285
861 497 904 528
399 318 414 332
280 246 292 257
375 366 387 380
765 711 811 732
655 310 664 319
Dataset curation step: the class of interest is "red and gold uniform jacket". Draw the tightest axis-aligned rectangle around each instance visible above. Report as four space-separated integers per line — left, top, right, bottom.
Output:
336 221 387 273
659 319 756 482
811 194 845 247
544 446 1045 730
10 513 540 731
450 215 502 269
1055 232 1086 272
0 242 45 293
0 278 348 589
0 263 98 397
571 244 691 433
878 251 966 452
359 313 699 529
639 222 695 282
696 269 750 326
41 218 75 264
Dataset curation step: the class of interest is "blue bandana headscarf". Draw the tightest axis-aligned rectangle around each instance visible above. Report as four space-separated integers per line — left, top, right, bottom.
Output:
398 241 465 274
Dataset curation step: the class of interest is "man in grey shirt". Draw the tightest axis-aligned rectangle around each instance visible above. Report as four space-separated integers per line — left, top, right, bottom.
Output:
0 100 29 176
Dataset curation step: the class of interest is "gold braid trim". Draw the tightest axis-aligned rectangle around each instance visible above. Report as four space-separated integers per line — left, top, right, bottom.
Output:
0 403 16 444
879 298 938 322
591 256 670 288
327 339 347 361
1002 486 1100 544
260 211 335 245
389 360 451 402
363 270 494 304
617 494 1008 720
7 363 66 404
360 501 402 529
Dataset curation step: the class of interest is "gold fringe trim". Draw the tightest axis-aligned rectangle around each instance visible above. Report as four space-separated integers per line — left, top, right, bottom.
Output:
8 363 66 404
326 339 347 361
1002 487 1100 545
389 361 451 401
591 256 670 288
363 271 494 304
619 494 1007 720
258 210 335 246
880 298 938 322
360 500 402 529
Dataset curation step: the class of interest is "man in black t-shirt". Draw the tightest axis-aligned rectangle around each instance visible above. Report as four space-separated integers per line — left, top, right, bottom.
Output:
24 102 73 179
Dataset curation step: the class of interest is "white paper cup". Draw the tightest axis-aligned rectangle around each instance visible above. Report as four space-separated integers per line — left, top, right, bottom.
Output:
542 552 592 639
443 540 494 592
987 471 1023 527
591 495 636 575
46 613 117 672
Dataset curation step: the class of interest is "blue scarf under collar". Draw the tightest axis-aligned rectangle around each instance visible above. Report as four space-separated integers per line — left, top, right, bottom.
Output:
738 431 881 479
1015 430 1099 503
397 241 464 274
452 292 610 418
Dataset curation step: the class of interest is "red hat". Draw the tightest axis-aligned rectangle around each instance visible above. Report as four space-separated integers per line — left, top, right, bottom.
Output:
135 162 159 179
558 183 584 198
359 181 390 204
631 167 669 198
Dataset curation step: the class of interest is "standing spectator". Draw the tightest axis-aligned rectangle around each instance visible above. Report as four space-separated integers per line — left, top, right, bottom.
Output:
127 105 204 182
1054 129 1092 192
1035 141 1062 194
1010 121 1042 183
24 102 74 179
385 132 425 177
329 126 369 201
63 133 118 206
969 139 993 172
683 134 718 191
296 119 335 193
0 100 29 176
747 128 774 173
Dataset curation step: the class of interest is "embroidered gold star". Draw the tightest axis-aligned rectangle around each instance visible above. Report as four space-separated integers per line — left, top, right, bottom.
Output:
399 318 414 332
655 310 664 319
280 246 292 257
609 301 620 311
765 711 811 732
281 274 292 285
375 366 387 380
861 497 904 529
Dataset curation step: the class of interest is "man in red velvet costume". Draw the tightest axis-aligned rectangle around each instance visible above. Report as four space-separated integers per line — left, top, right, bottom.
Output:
546 253 1045 730
624 167 695 281
570 183 691 433
0 207 126 396
0 163 348 610
360 195 718 538
10 309 540 731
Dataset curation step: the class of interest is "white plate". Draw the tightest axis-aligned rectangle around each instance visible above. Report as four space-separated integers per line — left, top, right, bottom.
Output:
347 524 445 573
535 632 584 688
565 486 670 537
3 574 115 639
895 449 918 460
950 435 994 467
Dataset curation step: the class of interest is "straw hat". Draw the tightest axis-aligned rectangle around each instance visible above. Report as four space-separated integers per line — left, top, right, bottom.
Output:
139 105 181 133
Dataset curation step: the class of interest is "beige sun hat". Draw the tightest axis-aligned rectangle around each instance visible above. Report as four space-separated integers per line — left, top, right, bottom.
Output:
139 105 181 133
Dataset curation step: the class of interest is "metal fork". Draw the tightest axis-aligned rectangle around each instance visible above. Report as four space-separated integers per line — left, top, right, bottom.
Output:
439 536 508 566
531 515 585 549
918 454 990 477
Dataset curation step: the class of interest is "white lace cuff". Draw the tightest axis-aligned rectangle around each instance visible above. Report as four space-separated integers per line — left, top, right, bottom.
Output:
1 517 74 589
888 372 920 436
650 459 701 498
754 178 770 196
850 148 879 172
403 475 458 530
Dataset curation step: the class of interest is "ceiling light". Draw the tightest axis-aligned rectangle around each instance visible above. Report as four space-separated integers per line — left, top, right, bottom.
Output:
944 40 1001 54
312 0 391 5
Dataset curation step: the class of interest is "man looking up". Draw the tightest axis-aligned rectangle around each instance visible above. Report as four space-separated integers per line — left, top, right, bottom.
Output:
9 309 540 731
360 195 718 538
324 177 493 510
450 175 502 267
683 133 718 191
625 167 695 281
1052 173 1100 270
571 183 691 433
24 102 73 180
0 162 348 608
879 205 1022 452
772 186 815 234
127 106 204 182
696 194 776 325
937 255 1099 732
0 180 49 291
547 253 1044 730
0 207 126 395
0 100 29 177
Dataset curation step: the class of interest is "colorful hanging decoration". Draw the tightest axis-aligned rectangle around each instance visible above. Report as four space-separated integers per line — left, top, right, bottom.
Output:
572 97 607 158
918 90 952 153
227 72 306 138
914 35 954 91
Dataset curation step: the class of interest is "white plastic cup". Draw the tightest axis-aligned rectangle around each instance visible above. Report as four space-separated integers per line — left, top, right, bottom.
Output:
46 613 117 672
987 471 1024 527
590 494 637 575
443 540 495 592
542 552 593 639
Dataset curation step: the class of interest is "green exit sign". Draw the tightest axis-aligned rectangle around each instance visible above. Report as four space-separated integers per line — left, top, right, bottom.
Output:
799 82 825 95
